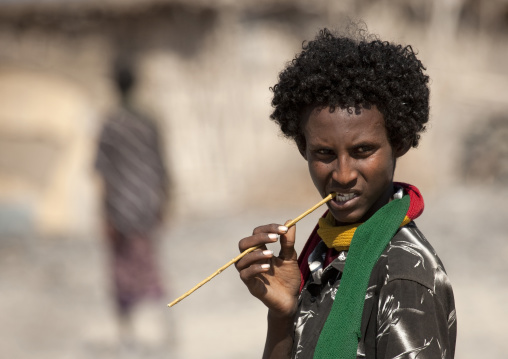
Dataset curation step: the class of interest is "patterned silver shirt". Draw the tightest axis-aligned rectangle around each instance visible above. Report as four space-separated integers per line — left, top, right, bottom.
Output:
292 222 457 358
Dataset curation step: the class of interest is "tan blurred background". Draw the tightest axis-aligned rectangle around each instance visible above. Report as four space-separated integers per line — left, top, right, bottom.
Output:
0 0 507 358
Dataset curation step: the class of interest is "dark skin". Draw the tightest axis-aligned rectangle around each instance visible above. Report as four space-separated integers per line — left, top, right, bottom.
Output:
236 224 299 358
236 106 410 359
304 106 409 225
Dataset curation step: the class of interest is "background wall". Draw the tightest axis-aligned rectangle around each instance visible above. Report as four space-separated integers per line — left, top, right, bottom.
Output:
0 0 507 358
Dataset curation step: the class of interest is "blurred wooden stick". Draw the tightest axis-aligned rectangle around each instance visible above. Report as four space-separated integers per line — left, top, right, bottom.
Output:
167 192 336 308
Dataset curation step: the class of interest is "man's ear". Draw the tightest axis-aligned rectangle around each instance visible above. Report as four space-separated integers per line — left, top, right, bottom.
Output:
393 140 412 158
297 142 307 160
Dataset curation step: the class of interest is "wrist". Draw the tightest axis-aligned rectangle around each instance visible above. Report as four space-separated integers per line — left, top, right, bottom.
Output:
267 308 297 324
263 309 295 359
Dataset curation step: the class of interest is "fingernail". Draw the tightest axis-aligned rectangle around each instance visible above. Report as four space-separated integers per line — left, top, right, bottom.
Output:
268 233 278 240
261 264 270 269
263 250 273 256
278 226 288 233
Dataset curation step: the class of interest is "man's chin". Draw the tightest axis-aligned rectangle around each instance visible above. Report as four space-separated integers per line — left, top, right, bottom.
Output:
330 210 365 226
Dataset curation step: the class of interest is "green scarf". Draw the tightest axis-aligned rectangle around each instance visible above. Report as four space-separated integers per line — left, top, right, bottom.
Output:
313 194 410 358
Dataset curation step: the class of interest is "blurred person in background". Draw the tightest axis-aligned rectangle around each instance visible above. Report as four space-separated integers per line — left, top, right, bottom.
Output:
95 60 169 348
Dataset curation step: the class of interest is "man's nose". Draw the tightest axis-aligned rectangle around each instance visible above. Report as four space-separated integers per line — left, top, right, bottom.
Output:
332 157 357 187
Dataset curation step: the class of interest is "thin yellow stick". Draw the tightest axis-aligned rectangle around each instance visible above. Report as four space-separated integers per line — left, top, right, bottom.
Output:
167 192 336 308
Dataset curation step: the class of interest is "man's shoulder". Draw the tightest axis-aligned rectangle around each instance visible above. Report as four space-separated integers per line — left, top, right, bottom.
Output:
375 222 449 292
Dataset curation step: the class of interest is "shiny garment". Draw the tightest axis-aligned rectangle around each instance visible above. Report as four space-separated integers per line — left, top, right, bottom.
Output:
292 222 457 358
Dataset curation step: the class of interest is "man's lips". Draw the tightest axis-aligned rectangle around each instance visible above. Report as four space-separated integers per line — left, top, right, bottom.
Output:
329 192 360 206
335 193 357 202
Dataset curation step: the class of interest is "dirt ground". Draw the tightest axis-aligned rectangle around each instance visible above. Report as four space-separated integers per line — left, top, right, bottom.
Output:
1 184 507 359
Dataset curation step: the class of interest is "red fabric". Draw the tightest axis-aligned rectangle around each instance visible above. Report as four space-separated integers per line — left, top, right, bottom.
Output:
108 225 164 314
297 182 424 292
298 221 323 291
397 182 424 220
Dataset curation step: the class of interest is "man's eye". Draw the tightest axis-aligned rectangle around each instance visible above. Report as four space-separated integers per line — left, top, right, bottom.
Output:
353 146 374 156
316 149 334 155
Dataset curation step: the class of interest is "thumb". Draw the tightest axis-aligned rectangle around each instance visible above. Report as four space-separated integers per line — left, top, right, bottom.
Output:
279 221 297 260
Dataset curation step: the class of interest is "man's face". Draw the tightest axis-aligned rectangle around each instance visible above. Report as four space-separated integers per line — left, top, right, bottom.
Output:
303 106 402 225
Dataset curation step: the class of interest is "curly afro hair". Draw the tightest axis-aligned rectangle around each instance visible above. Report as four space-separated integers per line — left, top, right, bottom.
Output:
270 26 429 154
